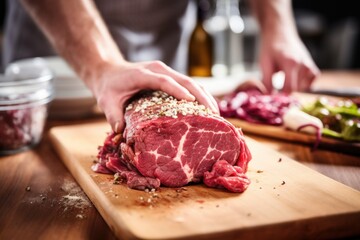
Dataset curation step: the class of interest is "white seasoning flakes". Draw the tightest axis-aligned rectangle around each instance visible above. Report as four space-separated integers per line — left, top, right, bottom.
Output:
128 91 215 120
136 188 161 207
126 104 133 111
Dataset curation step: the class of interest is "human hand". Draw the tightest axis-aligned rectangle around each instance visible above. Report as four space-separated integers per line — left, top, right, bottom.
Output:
91 60 219 133
259 33 320 94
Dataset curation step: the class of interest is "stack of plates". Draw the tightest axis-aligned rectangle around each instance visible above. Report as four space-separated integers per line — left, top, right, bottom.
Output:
6 56 98 119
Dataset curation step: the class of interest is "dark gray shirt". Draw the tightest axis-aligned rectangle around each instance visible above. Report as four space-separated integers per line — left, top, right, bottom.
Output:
2 0 196 73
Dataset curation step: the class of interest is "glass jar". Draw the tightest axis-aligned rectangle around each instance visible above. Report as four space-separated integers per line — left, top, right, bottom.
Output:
0 58 54 155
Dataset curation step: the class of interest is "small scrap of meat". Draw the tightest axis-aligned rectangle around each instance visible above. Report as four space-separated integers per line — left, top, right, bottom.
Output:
203 160 250 193
94 91 252 192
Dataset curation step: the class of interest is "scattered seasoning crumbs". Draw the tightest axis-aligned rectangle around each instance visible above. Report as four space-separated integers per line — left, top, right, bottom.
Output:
256 170 263 173
59 179 92 216
25 186 31 191
175 187 187 193
278 158 282 162
136 187 191 208
281 181 286 185
113 173 123 185
137 188 161 207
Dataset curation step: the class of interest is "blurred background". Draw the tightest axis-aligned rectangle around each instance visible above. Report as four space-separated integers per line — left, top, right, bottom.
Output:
236 0 360 70
0 0 359 72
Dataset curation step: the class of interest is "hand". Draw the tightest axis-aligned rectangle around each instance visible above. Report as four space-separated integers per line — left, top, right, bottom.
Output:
91 60 219 133
259 33 320 93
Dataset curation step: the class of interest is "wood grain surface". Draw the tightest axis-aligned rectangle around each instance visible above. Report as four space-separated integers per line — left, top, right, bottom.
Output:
49 121 360 240
0 118 117 240
1 71 360 240
225 92 360 155
227 118 360 156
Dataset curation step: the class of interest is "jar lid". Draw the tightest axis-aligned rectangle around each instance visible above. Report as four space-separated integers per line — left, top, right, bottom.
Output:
0 58 54 109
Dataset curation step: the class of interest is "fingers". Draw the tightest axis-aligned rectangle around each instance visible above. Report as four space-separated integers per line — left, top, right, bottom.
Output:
134 69 194 100
260 58 276 93
259 38 320 94
107 109 125 133
144 61 219 113
96 60 222 135
97 94 126 133
193 83 219 113
282 66 299 94
178 78 219 113
298 64 320 92
114 121 123 133
282 62 320 93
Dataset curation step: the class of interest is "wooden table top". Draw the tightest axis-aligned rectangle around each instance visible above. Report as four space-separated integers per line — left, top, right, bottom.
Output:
0 71 359 240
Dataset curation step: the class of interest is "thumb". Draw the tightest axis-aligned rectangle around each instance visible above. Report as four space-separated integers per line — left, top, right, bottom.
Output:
105 108 125 133
114 119 125 134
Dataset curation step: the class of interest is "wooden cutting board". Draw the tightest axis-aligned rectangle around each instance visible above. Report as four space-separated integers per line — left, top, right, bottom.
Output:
225 92 360 155
227 118 360 155
49 121 360 240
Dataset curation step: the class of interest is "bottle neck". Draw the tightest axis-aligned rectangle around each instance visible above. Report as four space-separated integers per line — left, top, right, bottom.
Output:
196 0 208 23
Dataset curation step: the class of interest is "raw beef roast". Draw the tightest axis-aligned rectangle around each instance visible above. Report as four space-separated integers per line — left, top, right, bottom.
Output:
93 91 252 192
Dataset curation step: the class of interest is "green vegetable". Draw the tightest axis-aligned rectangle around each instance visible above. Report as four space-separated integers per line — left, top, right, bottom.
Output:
341 119 360 141
302 97 360 142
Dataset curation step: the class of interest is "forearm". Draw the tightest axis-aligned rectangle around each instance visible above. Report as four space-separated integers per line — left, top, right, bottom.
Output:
249 0 298 39
21 0 124 88
21 0 220 131
249 0 320 93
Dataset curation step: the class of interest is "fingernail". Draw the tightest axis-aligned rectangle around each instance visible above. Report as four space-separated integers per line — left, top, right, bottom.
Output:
186 93 196 101
114 121 121 133
213 106 220 114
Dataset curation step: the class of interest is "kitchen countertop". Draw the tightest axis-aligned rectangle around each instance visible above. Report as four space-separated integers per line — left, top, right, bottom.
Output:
0 71 359 240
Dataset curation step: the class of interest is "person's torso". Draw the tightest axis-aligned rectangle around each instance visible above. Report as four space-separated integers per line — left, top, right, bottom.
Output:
2 0 196 73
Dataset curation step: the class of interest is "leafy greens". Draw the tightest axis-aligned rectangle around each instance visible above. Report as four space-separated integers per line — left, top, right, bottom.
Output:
302 97 360 141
